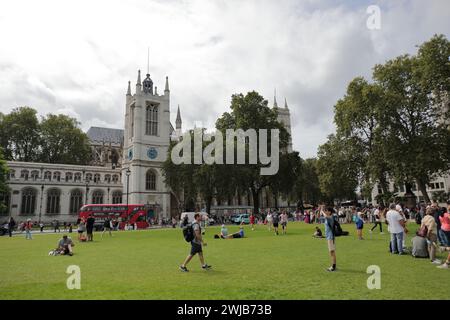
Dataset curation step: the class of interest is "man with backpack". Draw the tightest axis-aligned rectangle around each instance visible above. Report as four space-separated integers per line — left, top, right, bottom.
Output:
180 213 212 272
272 210 280 235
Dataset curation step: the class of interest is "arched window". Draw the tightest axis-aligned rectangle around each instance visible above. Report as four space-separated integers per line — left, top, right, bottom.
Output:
112 174 119 183
0 192 10 216
46 188 61 214
85 173 92 182
145 104 158 136
21 188 37 215
21 170 29 181
112 191 122 204
69 189 83 214
53 172 61 182
130 104 135 138
7 169 15 180
74 172 82 182
92 190 104 204
44 171 52 181
30 170 39 181
105 174 111 183
65 172 73 182
146 170 156 190
94 173 101 183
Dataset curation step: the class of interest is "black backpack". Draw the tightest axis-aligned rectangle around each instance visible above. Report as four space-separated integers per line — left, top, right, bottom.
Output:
182 223 196 242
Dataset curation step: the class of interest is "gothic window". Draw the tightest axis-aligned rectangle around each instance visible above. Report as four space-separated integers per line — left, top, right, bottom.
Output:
30 170 39 181
46 188 61 214
74 172 82 182
21 188 37 215
112 174 119 183
53 171 61 182
21 170 29 181
69 189 83 214
86 173 93 182
92 190 104 204
146 104 158 136
105 174 111 183
44 171 52 181
94 173 101 183
130 104 135 138
112 191 122 204
7 169 15 180
66 172 73 182
145 170 156 190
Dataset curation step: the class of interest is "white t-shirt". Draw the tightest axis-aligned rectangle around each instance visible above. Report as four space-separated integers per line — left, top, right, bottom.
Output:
386 210 404 234
374 209 380 222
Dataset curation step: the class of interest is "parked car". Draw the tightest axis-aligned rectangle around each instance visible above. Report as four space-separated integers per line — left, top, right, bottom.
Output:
0 223 9 236
233 214 250 224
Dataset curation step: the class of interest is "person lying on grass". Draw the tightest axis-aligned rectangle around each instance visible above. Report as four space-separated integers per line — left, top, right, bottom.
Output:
214 226 245 239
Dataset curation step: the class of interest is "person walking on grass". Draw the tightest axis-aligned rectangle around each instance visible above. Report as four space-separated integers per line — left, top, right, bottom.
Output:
25 219 32 240
272 210 280 235
421 207 442 265
370 206 384 234
86 214 95 242
324 207 337 272
8 217 15 238
180 213 212 272
386 203 405 255
250 213 255 231
266 211 273 231
355 212 364 240
101 217 113 238
280 211 288 235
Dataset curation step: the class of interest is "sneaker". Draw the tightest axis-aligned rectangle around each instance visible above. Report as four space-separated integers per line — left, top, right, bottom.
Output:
437 263 449 269
431 259 442 265
179 265 189 272
68 252 73 256
202 264 212 270
326 266 336 272
380 232 384 234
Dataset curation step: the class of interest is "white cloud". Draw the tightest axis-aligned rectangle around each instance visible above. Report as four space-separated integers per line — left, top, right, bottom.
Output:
0 0 449 158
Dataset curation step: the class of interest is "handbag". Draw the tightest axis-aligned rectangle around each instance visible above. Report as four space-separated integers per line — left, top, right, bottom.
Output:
417 224 428 238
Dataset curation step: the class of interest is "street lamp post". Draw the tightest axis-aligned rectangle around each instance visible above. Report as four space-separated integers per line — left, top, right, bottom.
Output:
126 169 131 208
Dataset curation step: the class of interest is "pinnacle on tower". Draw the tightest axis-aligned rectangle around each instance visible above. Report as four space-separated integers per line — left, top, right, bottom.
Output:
273 88 278 108
126 81 131 95
165 76 170 92
137 70 142 86
176 105 182 130
284 98 289 110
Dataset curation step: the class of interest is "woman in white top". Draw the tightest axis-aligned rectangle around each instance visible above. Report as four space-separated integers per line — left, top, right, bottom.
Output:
266 212 273 231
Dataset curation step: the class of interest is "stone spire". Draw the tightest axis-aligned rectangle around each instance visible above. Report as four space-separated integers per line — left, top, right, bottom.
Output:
176 105 182 130
284 97 289 110
126 81 131 95
137 70 141 86
273 88 278 108
165 76 170 92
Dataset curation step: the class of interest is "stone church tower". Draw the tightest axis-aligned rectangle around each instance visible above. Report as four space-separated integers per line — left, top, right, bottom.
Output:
273 92 293 153
122 70 172 219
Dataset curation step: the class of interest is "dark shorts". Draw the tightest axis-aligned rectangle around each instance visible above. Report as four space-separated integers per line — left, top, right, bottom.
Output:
86 228 93 234
281 222 287 227
78 230 84 234
273 223 279 228
232 234 242 238
190 242 202 255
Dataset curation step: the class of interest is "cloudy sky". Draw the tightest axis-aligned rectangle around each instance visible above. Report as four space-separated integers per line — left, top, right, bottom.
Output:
0 0 448 158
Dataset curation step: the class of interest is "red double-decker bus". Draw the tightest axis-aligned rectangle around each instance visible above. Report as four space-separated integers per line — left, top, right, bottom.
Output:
78 204 152 230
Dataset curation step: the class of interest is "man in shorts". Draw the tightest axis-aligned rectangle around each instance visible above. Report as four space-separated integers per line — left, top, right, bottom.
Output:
280 211 288 235
180 213 212 272
324 207 337 272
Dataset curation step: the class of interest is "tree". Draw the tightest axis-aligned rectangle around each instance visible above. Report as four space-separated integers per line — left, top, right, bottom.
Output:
0 148 10 215
316 134 359 203
216 91 289 215
39 114 91 165
296 158 322 206
0 107 40 162
373 35 450 202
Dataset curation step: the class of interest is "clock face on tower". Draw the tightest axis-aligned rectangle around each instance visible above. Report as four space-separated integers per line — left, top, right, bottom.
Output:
147 147 158 160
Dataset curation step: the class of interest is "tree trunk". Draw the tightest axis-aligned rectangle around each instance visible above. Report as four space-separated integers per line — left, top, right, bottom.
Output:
205 195 212 216
251 187 260 216
378 173 389 206
416 178 430 203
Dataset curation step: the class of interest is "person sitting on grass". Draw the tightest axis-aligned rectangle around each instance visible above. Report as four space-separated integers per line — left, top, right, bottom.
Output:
437 246 450 269
411 231 429 258
56 235 74 256
313 226 324 238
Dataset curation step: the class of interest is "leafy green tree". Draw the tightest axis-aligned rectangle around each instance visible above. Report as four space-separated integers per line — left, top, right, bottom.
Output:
0 107 40 161
0 148 10 215
39 114 91 165
373 36 450 203
316 134 359 202
296 158 322 206
216 91 289 215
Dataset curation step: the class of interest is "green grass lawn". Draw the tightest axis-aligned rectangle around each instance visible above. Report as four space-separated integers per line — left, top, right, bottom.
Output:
1 222 449 300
